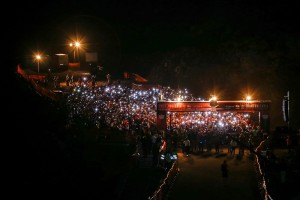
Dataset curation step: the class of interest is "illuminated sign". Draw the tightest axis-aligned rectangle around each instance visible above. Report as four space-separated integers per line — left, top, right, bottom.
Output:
157 101 211 112
157 100 271 112
216 101 270 111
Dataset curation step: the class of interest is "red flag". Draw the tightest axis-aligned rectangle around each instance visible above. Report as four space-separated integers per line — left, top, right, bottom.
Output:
132 73 148 83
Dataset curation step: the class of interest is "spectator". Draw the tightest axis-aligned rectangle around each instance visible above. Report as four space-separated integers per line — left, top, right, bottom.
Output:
66 73 70 86
286 135 292 153
230 139 237 155
278 158 287 184
183 137 191 156
221 160 228 178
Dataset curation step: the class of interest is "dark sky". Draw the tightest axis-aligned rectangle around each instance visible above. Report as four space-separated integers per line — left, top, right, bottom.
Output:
10 0 299 60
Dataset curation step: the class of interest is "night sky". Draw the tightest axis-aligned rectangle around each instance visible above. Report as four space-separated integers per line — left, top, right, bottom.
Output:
8 0 300 130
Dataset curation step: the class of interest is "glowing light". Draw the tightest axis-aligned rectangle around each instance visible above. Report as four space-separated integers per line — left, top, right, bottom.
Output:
69 41 81 62
35 54 41 73
210 95 217 101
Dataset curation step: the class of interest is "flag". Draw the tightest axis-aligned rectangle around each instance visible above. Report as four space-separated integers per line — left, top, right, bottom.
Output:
132 73 148 83
124 72 130 79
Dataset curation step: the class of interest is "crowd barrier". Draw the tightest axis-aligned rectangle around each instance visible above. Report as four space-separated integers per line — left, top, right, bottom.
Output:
148 160 179 200
254 140 273 200
17 65 61 101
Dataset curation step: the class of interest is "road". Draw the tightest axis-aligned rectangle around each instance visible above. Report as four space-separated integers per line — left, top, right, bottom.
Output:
168 150 260 200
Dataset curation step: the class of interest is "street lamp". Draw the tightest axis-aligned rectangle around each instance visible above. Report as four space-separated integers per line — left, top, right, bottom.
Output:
69 41 80 62
69 42 75 62
246 95 252 101
36 54 41 73
209 95 218 107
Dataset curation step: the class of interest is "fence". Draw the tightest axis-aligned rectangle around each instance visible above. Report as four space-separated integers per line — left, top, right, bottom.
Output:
148 159 179 200
254 140 273 200
17 64 61 101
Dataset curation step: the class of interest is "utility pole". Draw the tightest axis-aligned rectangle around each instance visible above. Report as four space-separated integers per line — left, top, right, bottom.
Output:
287 91 290 132
283 91 290 131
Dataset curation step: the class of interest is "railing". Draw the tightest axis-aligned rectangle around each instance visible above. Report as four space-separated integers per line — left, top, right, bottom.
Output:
30 79 61 101
148 159 179 200
17 64 61 101
254 140 273 200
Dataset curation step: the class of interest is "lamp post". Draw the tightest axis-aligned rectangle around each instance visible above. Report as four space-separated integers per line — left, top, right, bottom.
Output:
36 54 41 73
69 43 75 62
69 41 80 63
209 95 218 111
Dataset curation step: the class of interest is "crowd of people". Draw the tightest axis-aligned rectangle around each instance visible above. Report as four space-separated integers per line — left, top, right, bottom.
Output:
64 76 199 129
63 75 264 158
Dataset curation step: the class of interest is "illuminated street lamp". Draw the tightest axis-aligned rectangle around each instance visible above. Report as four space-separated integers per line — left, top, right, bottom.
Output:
36 54 41 73
246 95 252 101
209 95 218 107
69 41 80 62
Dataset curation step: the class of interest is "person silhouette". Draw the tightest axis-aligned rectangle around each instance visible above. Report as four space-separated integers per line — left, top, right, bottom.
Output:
221 160 228 178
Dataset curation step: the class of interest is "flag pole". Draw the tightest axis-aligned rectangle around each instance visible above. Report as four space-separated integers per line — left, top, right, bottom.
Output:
287 91 290 132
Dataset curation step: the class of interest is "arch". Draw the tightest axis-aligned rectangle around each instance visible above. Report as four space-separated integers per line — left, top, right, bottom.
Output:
156 100 271 133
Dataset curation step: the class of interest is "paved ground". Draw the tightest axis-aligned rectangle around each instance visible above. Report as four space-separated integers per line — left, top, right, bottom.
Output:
167 149 300 200
167 150 260 200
